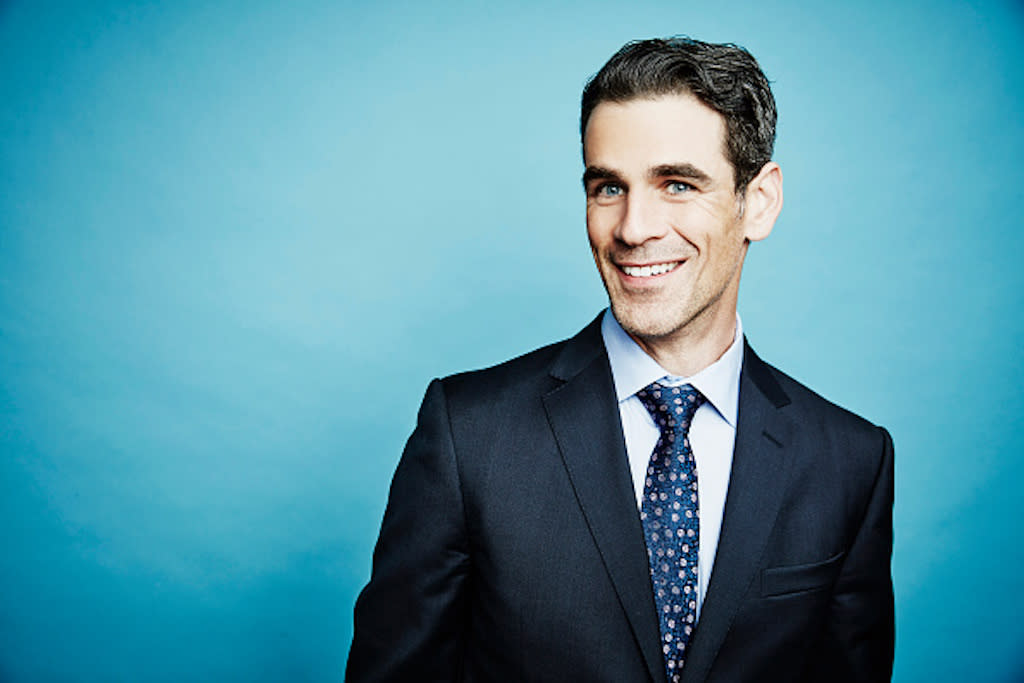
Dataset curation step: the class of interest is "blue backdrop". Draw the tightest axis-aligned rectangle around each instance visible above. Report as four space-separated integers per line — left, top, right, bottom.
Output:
2 1 1022 681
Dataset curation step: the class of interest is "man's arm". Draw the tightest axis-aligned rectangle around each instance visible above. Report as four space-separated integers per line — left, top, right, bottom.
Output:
346 379 470 682
805 426 895 682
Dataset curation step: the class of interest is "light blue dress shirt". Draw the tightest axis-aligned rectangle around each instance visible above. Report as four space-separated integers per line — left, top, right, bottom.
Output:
600 308 743 617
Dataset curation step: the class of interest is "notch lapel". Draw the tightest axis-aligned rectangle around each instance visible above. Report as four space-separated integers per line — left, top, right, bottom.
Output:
680 343 796 683
542 317 667 683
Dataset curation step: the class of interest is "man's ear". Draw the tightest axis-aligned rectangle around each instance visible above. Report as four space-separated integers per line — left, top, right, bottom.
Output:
741 161 783 242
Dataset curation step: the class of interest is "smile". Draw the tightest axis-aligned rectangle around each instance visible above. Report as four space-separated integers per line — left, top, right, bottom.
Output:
619 261 682 278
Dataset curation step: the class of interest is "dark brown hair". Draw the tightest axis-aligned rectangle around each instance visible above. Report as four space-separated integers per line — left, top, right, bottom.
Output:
581 37 777 191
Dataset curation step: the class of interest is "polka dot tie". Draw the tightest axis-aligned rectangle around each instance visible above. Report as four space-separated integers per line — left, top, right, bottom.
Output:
635 382 705 683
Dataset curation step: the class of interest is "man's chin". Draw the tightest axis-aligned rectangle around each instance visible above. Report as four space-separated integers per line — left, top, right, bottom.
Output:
609 302 681 342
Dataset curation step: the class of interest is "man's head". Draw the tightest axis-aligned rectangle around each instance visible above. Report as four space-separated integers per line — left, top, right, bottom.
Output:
581 37 777 193
581 38 783 370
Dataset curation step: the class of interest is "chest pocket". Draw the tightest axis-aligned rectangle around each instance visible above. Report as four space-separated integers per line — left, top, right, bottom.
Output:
760 551 846 597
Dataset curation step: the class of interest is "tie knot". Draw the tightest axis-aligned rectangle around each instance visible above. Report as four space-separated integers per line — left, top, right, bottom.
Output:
635 382 705 436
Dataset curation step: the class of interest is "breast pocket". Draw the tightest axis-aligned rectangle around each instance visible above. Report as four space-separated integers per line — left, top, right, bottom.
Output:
760 551 846 598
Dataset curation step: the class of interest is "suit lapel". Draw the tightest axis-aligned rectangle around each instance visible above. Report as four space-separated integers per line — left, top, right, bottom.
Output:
680 342 796 683
542 316 667 683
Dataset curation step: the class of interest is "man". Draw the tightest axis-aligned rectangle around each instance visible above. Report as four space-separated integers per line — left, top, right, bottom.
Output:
347 37 894 682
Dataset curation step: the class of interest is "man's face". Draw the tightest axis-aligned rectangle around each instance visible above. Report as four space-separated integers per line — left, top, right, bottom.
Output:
583 94 761 347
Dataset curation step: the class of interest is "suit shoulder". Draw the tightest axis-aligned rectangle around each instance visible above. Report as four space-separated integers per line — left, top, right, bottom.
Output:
437 337 568 406
751 356 894 506
425 314 606 425
757 356 889 444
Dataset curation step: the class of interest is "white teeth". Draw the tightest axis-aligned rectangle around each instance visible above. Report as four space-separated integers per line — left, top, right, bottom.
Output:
622 262 680 277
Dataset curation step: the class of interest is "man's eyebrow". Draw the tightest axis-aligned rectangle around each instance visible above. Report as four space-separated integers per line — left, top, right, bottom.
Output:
649 163 712 185
582 166 620 188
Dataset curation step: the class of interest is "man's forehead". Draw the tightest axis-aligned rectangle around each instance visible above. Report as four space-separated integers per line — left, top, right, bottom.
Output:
582 94 731 178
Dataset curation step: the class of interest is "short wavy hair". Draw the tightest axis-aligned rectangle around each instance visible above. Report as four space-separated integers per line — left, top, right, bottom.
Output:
581 37 777 192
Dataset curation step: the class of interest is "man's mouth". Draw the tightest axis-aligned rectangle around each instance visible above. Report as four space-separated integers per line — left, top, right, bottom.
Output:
619 261 683 278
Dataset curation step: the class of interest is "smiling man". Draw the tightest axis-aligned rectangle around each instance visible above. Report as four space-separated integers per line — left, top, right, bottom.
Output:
347 38 894 683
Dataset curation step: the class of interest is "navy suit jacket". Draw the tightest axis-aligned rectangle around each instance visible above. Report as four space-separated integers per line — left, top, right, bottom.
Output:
347 315 894 682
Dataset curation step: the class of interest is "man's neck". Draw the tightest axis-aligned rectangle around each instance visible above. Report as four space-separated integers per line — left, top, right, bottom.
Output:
628 307 738 378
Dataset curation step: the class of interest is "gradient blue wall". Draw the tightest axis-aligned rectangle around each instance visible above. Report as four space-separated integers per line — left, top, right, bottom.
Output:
2 1 1022 681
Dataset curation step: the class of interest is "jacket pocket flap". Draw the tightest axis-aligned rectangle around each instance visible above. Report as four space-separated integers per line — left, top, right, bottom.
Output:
761 551 846 597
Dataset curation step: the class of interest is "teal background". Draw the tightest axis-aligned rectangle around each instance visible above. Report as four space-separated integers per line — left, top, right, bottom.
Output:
2 1 1022 681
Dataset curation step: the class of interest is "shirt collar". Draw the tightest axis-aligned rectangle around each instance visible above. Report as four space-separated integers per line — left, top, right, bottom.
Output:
600 308 743 427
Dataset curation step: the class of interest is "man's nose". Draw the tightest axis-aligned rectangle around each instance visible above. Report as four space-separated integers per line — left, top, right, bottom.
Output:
615 192 669 246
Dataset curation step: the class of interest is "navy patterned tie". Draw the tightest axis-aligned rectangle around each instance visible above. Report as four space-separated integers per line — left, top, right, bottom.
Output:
635 382 705 682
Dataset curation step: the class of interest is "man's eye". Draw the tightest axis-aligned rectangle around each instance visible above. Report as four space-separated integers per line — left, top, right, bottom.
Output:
597 184 623 198
667 181 694 194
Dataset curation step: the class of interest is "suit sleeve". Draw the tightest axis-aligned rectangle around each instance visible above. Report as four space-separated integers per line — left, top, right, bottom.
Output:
346 379 470 682
806 426 895 682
